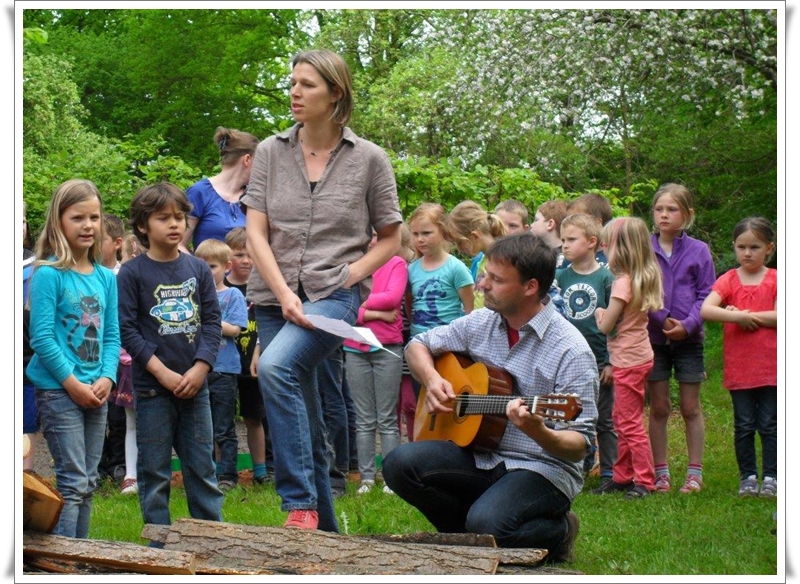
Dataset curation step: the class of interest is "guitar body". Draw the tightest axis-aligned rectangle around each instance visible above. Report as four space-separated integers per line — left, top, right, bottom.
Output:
414 352 514 452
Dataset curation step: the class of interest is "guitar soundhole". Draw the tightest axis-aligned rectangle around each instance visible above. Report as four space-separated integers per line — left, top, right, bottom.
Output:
454 388 471 420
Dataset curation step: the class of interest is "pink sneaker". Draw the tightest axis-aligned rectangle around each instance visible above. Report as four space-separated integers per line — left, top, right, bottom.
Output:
284 509 319 530
679 475 703 493
654 474 671 493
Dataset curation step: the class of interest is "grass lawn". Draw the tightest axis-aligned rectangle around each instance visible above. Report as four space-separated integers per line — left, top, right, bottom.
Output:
88 323 781 577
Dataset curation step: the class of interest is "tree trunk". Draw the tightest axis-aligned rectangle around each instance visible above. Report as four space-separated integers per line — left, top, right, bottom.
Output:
149 518 510 575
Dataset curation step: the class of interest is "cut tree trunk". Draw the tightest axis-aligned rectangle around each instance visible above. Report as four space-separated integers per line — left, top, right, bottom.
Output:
145 518 523 575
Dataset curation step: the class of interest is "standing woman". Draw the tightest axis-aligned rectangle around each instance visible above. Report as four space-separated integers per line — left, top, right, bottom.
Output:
242 49 402 532
181 126 259 253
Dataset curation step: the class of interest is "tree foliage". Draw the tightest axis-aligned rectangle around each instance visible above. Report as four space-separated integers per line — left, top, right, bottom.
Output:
20 7 778 271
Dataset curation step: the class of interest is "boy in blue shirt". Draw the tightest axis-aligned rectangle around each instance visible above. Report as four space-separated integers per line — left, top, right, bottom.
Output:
194 238 248 491
117 183 223 531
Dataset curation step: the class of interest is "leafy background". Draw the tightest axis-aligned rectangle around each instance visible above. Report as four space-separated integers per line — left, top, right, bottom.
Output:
19 8 779 273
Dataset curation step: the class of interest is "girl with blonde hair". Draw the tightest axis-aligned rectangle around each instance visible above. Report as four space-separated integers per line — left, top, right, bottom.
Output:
593 216 663 499
445 200 508 308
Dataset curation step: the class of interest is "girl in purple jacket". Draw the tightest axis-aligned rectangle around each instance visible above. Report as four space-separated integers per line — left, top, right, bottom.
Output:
647 184 716 494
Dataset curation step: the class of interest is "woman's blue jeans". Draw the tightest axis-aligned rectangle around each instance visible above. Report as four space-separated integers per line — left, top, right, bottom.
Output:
255 287 360 532
36 389 107 538
382 440 571 550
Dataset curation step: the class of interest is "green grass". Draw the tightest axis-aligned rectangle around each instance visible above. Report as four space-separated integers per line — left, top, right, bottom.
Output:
89 323 779 576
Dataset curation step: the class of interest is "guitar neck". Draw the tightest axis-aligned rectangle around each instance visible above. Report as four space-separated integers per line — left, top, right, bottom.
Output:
455 394 513 417
455 394 580 422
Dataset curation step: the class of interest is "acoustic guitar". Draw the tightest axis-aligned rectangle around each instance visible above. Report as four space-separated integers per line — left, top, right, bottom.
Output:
413 352 583 452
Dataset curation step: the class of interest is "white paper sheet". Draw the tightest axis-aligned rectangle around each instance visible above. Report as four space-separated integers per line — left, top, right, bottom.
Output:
305 314 401 358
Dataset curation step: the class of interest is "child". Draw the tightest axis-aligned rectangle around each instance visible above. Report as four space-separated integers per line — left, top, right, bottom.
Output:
646 183 716 494
195 238 249 491
224 227 273 485
407 203 474 338
700 217 777 497
121 232 141 263
566 193 613 268
117 182 223 529
25 179 121 537
555 213 617 486
592 216 663 499
531 199 568 268
493 199 530 234
101 213 140 495
396 223 418 442
407 203 474 397
445 200 508 308
343 230 408 495
22 201 39 472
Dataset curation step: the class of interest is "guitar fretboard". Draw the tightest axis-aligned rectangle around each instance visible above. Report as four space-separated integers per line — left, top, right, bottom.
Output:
454 394 576 420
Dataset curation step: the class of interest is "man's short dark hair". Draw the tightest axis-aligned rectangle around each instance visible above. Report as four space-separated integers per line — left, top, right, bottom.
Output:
485 233 556 300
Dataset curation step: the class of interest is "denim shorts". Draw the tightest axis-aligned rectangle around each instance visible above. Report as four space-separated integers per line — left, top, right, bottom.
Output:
648 342 705 383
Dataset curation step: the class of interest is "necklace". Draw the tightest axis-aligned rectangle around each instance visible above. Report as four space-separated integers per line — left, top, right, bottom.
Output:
300 139 335 157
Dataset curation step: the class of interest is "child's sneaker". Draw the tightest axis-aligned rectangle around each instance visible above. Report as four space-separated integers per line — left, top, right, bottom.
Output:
120 477 138 495
654 474 672 493
356 480 375 495
284 509 318 530
760 476 777 498
591 479 633 495
382 484 394 495
738 475 759 497
679 475 702 493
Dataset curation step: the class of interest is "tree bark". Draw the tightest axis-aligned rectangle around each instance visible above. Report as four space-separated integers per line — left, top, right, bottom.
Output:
149 518 504 575
23 532 196 575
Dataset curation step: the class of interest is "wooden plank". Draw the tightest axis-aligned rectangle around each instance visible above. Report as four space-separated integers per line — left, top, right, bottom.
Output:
22 471 63 533
23 532 196 575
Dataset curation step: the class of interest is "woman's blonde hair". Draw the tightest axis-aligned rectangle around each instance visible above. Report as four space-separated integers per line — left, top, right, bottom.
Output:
602 217 663 312
652 183 695 231
445 200 507 249
35 179 105 269
291 49 353 127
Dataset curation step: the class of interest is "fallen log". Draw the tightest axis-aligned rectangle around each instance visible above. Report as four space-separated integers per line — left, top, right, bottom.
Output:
23 532 196 575
148 518 504 575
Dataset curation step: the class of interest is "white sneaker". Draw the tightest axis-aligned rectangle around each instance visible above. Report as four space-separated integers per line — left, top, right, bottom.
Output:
120 476 138 495
760 476 777 497
382 484 394 495
356 480 375 495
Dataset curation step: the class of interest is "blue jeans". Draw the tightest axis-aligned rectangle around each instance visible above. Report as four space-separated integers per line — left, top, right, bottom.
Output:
255 287 360 533
317 348 350 493
36 389 107 538
730 386 778 480
382 440 571 550
135 384 223 525
208 371 239 481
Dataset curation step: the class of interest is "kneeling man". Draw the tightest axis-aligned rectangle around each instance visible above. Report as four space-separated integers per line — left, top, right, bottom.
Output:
383 234 598 562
